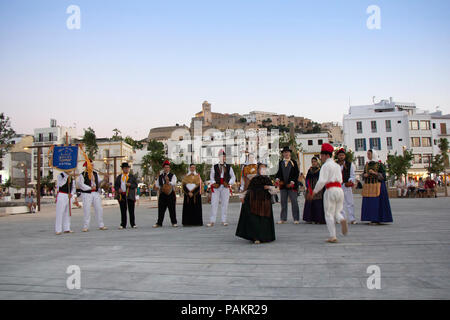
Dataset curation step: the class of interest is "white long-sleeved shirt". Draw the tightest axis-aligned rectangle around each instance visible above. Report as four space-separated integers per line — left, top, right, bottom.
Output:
313 158 343 194
76 172 103 193
339 161 356 184
210 163 236 185
155 172 177 188
57 172 76 195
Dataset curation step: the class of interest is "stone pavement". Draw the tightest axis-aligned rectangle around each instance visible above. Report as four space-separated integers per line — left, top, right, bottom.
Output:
0 195 449 299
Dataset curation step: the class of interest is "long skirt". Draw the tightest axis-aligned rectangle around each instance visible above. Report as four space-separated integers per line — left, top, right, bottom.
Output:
361 182 393 223
236 199 275 243
303 199 326 224
182 193 203 226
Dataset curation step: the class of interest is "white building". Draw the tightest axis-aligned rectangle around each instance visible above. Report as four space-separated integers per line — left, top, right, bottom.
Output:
242 111 277 124
343 98 448 178
295 132 331 174
430 111 450 155
31 119 78 182
0 135 33 190
72 138 135 183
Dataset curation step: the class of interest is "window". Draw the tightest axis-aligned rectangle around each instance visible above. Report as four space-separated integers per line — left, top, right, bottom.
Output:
423 154 432 165
49 133 54 141
385 120 392 132
371 121 377 133
355 138 366 151
0 161 2 170
369 137 381 150
357 156 365 169
308 140 313 146
422 137 431 147
411 137 421 147
38 133 43 142
386 137 393 150
318 139 323 145
434 139 437 146
432 123 436 129
412 154 422 164
409 120 419 130
398 120 402 124
399 138 403 142
356 121 362 134
441 123 447 135
420 121 430 130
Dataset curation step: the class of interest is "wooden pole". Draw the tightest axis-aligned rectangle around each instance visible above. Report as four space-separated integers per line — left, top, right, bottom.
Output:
113 159 117 181
37 147 41 212
24 167 28 197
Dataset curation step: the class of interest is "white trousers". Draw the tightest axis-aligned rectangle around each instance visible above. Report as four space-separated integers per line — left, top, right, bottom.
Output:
55 193 73 233
210 185 230 223
323 187 345 239
340 186 355 222
397 188 407 197
82 192 104 229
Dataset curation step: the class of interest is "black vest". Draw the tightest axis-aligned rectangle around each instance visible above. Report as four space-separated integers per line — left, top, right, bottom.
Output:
339 161 352 183
59 173 73 193
81 171 99 193
158 172 174 187
214 164 231 184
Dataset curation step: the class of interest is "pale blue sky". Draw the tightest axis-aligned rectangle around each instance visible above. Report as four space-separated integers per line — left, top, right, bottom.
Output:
1 0 449 139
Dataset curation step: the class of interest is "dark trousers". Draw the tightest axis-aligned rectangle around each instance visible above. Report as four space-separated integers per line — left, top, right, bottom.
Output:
157 193 177 225
280 189 300 221
119 198 135 227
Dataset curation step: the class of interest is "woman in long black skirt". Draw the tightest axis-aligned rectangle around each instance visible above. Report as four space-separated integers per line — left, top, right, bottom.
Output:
236 163 276 244
302 157 326 224
181 164 203 226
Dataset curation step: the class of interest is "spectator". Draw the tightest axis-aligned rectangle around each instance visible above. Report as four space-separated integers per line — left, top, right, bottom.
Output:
417 178 426 198
407 178 417 198
25 191 37 213
425 176 437 198
395 179 407 198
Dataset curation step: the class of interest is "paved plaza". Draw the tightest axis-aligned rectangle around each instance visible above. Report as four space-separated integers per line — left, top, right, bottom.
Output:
0 195 449 299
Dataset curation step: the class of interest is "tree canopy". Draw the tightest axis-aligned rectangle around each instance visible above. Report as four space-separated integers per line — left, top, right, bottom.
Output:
81 127 98 159
0 113 16 157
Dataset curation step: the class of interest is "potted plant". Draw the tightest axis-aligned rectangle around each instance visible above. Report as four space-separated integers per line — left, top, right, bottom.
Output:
14 185 23 200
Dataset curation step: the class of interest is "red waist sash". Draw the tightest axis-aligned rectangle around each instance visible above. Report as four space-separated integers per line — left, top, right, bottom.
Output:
325 182 342 189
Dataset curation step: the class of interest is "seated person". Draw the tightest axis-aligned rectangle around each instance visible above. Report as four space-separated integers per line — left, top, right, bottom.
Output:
407 178 417 197
25 191 37 213
417 178 426 198
394 179 407 198
425 177 437 198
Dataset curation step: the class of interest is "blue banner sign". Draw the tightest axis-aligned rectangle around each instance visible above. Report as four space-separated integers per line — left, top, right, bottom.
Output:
52 145 78 170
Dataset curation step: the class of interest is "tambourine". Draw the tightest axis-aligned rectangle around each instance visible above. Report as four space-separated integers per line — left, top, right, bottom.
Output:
161 184 173 195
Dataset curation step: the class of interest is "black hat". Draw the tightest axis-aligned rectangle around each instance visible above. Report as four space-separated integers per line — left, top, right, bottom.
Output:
281 146 292 153
120 162 130 168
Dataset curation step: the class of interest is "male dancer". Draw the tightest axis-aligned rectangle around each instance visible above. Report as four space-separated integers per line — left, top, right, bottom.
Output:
77 159 108 232
114 162 138 229
308 143 348 243
336 148 357 224
55 171 77 235
207 149 236 227
275 146 300 224
153 160 178 228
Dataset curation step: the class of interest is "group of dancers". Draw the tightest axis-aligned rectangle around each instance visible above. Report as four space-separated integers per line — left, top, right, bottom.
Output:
54 144 393 244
